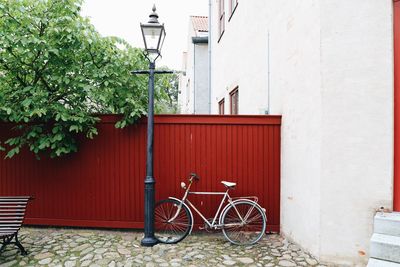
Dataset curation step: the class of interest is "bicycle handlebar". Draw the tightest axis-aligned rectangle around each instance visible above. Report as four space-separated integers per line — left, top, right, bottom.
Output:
189 173 200 182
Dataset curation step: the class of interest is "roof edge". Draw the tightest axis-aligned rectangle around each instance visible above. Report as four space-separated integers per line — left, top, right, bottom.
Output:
192 36 208 44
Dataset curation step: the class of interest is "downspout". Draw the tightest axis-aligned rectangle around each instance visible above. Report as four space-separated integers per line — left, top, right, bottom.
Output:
208 0 212 114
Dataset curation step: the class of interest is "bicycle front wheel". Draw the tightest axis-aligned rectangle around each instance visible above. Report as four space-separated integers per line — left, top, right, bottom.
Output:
221 200 266 245
154 199 192 244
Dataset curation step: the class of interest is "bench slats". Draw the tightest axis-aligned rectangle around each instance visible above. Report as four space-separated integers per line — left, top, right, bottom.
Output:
0 196 31 255
0 200 29 202
0 197 31 200
0 196 31 199
0 202 28 204
0 202 28 205
0 202 29 205
0 205 26 209
0 199 29 201
0 196 30 233
0 207 27 209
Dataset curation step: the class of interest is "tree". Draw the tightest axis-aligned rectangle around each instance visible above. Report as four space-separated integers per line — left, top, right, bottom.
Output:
155 69 179 114
0 0 153 158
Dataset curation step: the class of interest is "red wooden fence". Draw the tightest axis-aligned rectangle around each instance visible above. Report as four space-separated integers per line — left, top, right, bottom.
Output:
395 0 400 211
0 115 281 232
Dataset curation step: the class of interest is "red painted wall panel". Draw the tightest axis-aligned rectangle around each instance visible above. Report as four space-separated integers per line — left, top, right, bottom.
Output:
0 115 281 232
395 1 400 211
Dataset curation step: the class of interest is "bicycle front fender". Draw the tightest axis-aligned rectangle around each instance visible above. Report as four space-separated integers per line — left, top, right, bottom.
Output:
168 197 195 235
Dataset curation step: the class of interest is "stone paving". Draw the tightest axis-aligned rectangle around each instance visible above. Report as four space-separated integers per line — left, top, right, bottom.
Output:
0 227 327 267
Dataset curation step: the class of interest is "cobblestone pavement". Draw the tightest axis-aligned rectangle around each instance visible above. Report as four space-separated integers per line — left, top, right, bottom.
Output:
0 227 327 267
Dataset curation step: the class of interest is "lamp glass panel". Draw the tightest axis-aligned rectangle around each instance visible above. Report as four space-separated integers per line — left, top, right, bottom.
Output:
158 28 166 52
142 26 162 52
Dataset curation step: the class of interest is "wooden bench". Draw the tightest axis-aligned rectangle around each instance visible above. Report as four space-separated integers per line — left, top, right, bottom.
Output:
0 196 32 255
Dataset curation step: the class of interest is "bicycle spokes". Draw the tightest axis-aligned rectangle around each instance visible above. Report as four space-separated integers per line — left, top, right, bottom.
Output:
221 201 266 245
154 199 192 244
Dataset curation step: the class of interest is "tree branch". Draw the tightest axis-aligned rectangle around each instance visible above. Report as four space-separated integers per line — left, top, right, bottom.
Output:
39 75 52 91
6 47 31 69
0 59 27 87
87 44 111 69
5 12 35 35
87 44 102 69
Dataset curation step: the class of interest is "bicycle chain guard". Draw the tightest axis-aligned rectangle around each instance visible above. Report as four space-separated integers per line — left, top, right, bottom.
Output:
200 218 218 232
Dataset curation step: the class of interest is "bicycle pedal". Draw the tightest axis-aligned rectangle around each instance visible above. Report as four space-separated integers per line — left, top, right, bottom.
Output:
198 226 205 230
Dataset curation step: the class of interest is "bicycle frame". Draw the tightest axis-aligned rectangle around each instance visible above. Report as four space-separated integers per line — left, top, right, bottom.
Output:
168 180 258 230
186 190 234 229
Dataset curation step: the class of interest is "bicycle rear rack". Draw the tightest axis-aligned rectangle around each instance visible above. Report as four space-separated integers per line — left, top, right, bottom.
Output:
231 196 259 203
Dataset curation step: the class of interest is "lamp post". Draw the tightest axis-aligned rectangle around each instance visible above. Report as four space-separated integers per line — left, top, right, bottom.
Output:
133 5 171 247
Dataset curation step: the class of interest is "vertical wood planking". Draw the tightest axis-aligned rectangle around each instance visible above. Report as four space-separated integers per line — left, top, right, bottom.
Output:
0 115 281 231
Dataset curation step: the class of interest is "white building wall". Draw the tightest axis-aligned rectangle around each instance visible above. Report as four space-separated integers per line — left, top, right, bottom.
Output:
211 0 394 265
179 21 196 114
210 1 270 114
318 0 393 264
178 52 188 113
268 0 394 265
178 19 209 114
194 43 209 114
267 0 322 257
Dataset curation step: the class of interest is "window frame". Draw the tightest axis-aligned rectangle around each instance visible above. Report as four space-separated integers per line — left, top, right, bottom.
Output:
228 0 238 21
218 0 225 42
218 98 225 115
229 87 239 115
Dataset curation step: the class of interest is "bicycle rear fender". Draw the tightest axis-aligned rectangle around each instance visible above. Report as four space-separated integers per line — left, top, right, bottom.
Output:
218 199 267 226
168 197 195 235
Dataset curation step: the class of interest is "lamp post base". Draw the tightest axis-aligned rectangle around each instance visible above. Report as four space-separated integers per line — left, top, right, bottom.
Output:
140 236 158 247
141 176 157 247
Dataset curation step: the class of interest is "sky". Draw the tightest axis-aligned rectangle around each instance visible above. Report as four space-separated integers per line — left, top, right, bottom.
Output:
81 0 209 70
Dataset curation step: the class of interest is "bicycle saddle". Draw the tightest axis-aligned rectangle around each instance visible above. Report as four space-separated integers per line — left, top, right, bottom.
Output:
221 181 236 188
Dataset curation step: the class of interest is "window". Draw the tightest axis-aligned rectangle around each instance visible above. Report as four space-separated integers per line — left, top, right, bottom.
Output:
229 0 238 20
219 99 225 115
218 0 225 41
230 87 238 115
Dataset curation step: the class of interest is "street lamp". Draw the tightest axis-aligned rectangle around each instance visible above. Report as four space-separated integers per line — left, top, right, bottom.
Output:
140 5 166 63
135 5 169 247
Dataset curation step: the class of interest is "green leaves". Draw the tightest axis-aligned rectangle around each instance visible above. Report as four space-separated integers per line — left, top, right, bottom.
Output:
6 147 20 159
0 0 151 158
154 70 180 114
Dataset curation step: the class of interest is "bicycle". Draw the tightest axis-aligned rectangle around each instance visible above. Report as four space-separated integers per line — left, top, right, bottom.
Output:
154 173 267 245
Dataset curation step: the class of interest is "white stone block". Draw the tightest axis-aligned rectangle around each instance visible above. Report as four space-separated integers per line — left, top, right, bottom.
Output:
370 233 400 263
367 258 400 267
374 212 400 237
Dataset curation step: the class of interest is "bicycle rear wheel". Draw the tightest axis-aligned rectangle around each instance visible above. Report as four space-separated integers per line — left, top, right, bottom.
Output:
221 200 266 245
154 199 192 244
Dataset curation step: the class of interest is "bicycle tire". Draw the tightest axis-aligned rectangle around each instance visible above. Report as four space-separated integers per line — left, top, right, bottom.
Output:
154 199 192 244
221 200 266 245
